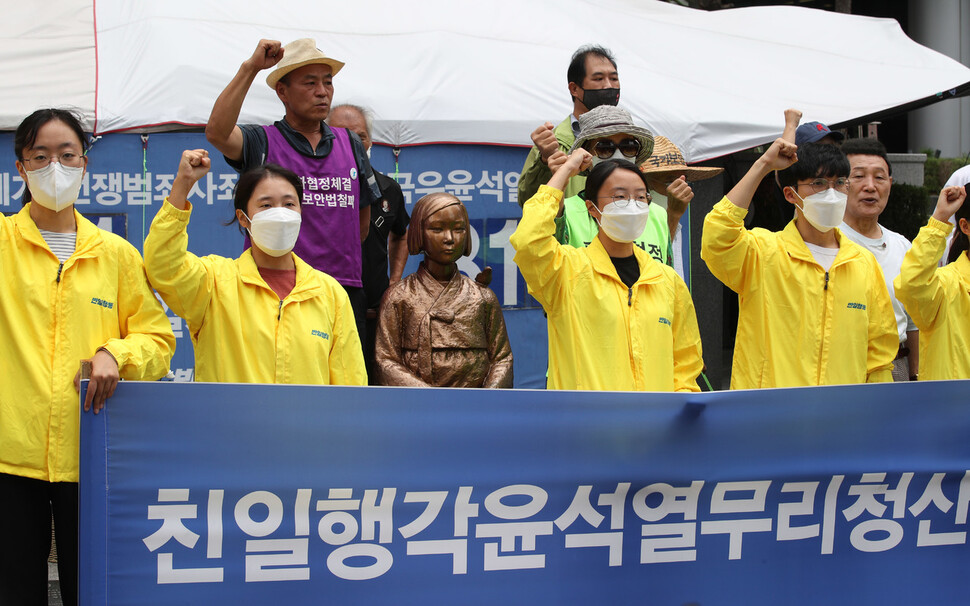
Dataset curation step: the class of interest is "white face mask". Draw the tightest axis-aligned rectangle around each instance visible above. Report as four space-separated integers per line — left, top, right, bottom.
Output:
792 187 847 233
594 200 650 243
24 162 85 213
590 149 626 167
245 207 302 257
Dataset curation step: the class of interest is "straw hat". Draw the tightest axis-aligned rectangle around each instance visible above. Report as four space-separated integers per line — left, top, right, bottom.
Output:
570 105 654 167
266 38 345 88
639 136 723 181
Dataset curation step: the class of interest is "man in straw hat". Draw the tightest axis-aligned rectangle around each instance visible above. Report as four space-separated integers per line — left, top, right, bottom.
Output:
639 136 723 280
518 45 621 205
548 105 673 266
206 38 381 345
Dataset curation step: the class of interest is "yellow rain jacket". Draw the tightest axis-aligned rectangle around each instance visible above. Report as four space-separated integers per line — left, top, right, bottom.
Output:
701 198 897 389
0 205 175 482
894 218 970 381
144 200 366 385
510 186 703 392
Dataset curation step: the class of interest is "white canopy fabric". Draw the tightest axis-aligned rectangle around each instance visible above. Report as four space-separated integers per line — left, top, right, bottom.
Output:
2 0 968 162
0 2 95 126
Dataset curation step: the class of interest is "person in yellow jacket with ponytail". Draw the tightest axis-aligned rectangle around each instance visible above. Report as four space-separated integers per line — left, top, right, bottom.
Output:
894 184 970 381
144 149 366 385
0 109 175 606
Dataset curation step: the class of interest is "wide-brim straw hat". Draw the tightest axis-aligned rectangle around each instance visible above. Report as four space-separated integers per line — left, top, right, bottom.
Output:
639 136 724 181
266 38 345 88
570 105 654 167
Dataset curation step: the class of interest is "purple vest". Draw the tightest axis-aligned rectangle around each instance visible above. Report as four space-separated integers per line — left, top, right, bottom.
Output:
263 125 362 287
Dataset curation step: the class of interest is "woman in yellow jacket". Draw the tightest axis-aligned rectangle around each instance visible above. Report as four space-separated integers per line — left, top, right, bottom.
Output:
0 109 175 606
144 149 366 385
894 185 970 380
510 148 703 392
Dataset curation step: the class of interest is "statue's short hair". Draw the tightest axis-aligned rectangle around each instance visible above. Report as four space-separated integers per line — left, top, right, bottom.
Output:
407 192 472 257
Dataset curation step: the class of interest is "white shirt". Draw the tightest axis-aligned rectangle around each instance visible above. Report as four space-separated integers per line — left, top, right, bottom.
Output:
650 190 686 281
944 164 970 188
671 223 685 281
803 241 838 272
840 222 916 343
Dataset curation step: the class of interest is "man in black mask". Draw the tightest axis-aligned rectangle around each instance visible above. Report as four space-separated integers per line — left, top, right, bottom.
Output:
517 45 620 205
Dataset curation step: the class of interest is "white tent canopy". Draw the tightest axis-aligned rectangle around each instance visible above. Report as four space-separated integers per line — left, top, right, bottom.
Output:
3 0 969 162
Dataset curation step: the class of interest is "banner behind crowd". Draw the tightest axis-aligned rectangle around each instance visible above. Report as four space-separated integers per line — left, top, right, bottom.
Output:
80 380 970 605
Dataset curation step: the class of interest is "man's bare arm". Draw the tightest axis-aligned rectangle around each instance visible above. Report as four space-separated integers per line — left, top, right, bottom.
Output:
206 39 284 162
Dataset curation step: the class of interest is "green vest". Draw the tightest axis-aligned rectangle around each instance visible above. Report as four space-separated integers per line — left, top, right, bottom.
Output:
560 194 671 265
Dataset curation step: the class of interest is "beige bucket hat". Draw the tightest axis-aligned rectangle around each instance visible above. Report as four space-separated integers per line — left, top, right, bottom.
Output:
266 38 345 88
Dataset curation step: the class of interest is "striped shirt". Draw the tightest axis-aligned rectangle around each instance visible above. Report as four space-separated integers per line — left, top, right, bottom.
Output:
39 229 77 263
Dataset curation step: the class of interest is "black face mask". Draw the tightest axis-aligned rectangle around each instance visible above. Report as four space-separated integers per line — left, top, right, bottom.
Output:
579 87 620 110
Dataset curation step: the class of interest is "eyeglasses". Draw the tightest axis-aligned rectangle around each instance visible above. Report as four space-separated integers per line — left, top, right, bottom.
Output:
597 193 651 206
590 138 641 160
798 178 850 194
22 151 85 169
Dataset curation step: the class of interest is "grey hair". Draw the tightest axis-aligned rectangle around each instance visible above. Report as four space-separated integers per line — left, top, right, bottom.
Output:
329 103 374 138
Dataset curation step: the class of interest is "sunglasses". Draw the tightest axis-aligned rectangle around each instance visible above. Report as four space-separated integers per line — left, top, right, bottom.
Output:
590 138 641 159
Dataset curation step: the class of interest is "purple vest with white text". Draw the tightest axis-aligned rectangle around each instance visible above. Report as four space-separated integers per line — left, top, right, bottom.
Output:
263 125 362 287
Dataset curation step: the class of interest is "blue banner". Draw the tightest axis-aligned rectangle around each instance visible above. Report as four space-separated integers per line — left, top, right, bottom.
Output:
80 380 970 605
